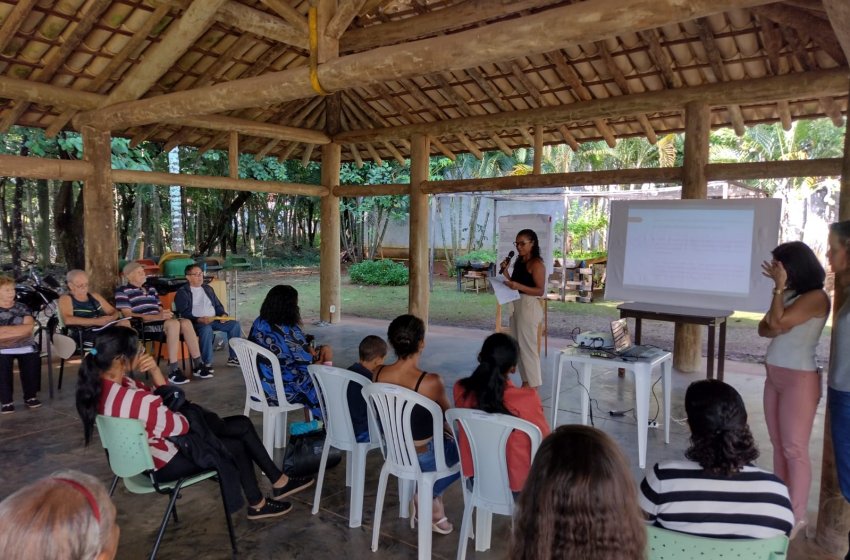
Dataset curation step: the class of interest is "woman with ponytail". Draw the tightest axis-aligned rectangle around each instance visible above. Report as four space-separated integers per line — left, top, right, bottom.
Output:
453 332 550 493
639 379 794 538
76 326 313 521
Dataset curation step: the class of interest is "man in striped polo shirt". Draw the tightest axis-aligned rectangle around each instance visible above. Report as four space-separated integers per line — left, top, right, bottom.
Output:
639 379 794 540
115 262 212 385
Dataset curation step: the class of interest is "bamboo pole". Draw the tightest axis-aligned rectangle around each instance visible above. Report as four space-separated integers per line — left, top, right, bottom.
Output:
320 143 342 324
82 127 118 295
75 0 781 130
409 134 430 323
815 78 850 556
675 100 711 373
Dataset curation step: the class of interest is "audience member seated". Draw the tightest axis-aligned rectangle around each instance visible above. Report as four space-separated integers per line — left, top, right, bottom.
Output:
0 274 41 413
639 379 794 539
374 314 460 535
75 326 314 521
453 332 550 494
59 269 127 349
511 425 646 560
346 335 387 442
248 285 331 419
0 469 119 560
114 262 212 384
175 264 243 372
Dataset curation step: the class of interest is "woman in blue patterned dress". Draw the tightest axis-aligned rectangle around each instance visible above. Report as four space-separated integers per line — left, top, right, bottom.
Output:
248 285 332 419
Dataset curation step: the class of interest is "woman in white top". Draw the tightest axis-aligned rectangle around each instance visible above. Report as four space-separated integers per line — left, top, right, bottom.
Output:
758 241 829 531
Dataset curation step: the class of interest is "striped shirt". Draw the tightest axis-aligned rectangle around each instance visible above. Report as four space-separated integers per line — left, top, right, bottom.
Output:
114 284 162 316
639 460 794 539
98 377 189 470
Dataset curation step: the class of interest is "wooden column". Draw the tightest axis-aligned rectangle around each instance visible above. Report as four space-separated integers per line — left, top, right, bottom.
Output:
815 83 850 554
320 142 341 323
82 126 118 296
533 125 543 175
229 131 239 179
409 134 430 323
674 101 710 373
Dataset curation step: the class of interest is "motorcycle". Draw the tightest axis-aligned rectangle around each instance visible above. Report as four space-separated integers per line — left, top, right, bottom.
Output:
14 266 62 320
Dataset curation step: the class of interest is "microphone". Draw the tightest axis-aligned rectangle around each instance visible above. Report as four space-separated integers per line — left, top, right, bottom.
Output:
500 250 515 274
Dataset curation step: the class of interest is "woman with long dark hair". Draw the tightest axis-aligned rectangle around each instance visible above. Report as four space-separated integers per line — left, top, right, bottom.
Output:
75 326 313 521
758 241 829 531
453 332 550 493
374 314 459 534
501 228 545 388
511 425 646 560
825 220 850 558
248 285 332 418
639 379 794 538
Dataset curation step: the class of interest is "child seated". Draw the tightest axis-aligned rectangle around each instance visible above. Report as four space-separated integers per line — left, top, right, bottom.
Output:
347 335 387 442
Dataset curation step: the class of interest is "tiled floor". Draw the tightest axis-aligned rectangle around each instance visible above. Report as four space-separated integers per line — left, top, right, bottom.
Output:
0 317 843 559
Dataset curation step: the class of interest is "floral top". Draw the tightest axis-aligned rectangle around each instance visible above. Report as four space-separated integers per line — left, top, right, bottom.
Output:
0 302 36 350
248 317 321 419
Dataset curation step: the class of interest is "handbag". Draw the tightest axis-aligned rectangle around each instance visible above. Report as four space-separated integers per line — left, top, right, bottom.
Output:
282 428 342 477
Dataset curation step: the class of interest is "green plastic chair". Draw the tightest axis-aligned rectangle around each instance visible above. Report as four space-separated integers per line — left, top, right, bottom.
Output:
95 415 237 560
647 525 789 560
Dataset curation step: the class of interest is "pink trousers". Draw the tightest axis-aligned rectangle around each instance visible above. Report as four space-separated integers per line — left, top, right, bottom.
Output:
763 363 821 522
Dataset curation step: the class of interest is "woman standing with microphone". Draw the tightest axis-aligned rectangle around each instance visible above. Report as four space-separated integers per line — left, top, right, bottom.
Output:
502 228 546 388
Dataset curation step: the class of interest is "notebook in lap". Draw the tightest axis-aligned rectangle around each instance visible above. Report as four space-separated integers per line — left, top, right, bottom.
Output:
610 319 656 359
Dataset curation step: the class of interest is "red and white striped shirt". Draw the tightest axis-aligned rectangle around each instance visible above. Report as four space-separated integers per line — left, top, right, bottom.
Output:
98 376 189 470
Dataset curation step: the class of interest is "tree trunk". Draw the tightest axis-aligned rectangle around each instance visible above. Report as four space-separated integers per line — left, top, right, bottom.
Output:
36 179 51 268
197 190 251 255
53 180 85 270
11 141 27 273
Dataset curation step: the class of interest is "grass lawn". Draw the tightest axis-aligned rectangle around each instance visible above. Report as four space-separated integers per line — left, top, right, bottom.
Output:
237 272 780 333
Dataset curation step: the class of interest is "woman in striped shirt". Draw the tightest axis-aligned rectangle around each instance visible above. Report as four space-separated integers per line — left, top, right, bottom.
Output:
639 379 794 539
75 326 313 520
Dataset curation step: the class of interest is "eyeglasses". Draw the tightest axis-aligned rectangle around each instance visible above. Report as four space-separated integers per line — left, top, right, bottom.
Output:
514 241 530 247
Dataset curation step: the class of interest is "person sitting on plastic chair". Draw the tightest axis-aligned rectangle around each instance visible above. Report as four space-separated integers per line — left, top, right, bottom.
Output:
174 264 242 373
347 335 387 443
114 262 211 385
58 269 128 349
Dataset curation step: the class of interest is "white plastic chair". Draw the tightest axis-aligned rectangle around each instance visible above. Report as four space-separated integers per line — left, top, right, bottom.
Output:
445 408 542 560
362 382 460 560
308 364 381 527
229 338 306 456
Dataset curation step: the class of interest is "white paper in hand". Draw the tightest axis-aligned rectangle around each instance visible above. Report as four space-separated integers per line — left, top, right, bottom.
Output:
489 276 521 305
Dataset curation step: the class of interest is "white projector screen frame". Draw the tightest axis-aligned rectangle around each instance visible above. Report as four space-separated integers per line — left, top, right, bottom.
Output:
604 199 782 312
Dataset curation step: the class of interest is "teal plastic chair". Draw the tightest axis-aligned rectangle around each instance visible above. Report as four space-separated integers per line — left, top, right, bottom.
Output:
95 415 237 560
647 525 789 560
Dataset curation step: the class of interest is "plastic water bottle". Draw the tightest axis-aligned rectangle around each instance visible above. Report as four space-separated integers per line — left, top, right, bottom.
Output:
290 419 323 435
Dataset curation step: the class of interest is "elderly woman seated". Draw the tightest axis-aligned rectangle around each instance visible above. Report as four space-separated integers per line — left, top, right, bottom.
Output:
58 269 128 348
0 274 41 413
639 379 794 539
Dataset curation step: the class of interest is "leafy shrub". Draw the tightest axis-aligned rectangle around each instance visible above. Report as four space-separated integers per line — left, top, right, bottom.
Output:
456 249 497 266
349 259 409 286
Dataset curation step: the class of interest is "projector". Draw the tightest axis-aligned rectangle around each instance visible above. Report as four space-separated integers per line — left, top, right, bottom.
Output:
576 331 614 349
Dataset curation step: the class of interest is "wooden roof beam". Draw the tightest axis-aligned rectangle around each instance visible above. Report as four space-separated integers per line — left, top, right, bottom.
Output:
77 0 778 130
326 0 368 39
638 29 682 89
695 19 746 136
596 41 657 144
334 69 849 143
0 0 39 54
753 4 846 65
0 0 112 132
824 0 850 64
558 125 580 151
113 168 326 195
105 0 229 106
456 133 483 159
349 143 364 168
341 0 563 52
258 0 308 34
430 136 457 161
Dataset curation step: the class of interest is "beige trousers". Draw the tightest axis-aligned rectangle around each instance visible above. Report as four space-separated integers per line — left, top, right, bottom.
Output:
509 294 543 387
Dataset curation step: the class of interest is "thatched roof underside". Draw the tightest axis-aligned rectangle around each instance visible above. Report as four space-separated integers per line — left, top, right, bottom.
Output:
0 0 847 164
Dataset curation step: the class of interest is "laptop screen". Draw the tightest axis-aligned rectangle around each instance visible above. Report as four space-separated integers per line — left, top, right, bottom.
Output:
611 319 632 353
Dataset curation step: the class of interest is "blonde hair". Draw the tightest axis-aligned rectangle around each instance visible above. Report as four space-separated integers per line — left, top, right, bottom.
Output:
0 274 14 290
0 470 118 560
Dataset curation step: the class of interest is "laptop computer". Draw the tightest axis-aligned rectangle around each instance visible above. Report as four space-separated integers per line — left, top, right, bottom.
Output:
610 319 656 359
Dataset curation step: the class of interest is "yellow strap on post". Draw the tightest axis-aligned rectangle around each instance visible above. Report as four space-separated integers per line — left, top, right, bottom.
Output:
308 6 330 96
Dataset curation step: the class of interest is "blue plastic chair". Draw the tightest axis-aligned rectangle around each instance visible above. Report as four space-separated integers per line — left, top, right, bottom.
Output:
647 525 789 560
95 415 237 560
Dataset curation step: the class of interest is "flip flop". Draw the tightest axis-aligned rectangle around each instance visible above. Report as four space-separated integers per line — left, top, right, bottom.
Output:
432 517 453 535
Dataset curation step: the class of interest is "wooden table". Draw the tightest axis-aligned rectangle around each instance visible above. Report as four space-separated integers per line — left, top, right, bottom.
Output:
617 302 733 381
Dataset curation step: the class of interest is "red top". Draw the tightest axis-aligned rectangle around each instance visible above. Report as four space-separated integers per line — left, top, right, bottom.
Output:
452 379 550 492
98 376 190 470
